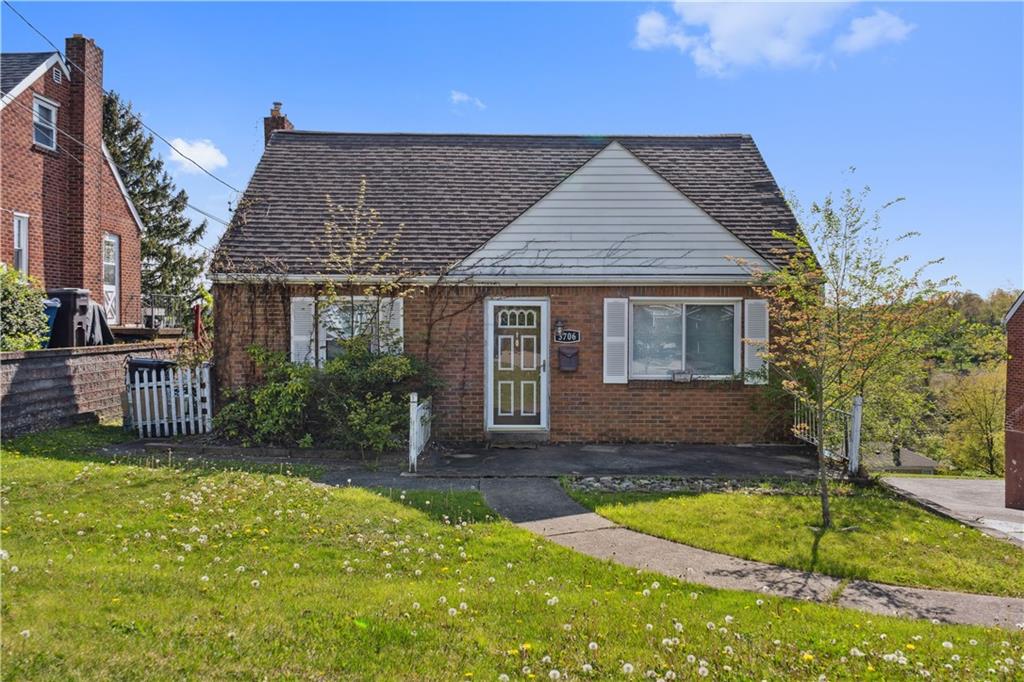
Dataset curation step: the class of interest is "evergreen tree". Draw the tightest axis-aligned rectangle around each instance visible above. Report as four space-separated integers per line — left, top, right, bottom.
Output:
102 92 207 304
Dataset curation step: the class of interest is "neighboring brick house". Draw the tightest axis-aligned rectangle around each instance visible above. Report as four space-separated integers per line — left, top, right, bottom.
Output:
211 105 800 444
1003 292 1024 509
0 35 143 326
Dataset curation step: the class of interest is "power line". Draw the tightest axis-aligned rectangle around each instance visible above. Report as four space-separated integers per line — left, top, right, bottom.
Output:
0 91 230 243
2 0 243 194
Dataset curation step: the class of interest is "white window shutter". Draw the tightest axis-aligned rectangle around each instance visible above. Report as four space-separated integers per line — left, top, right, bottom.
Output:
744 299 769 385
385 297 404 352
290 297 316 364
603 298 629 384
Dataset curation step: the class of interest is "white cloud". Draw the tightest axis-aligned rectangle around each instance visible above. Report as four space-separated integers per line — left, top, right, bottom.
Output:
835 9 915 54
634 10 692 51
168 138 228 174
632 3 914 76
450 89 486 110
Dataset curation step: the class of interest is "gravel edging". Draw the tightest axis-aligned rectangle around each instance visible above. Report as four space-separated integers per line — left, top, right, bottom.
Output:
566 475 837 495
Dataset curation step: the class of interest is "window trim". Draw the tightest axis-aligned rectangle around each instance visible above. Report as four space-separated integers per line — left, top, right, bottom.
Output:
12 213 29 273
317 295 404 360
32 95 59 151
628 297 742 381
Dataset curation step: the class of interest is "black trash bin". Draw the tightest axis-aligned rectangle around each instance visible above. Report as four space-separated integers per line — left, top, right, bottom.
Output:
46 288 92 348
127 357 177 384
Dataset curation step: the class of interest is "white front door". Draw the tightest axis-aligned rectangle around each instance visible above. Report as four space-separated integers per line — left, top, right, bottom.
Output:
485 299 549 431
102 234 120 324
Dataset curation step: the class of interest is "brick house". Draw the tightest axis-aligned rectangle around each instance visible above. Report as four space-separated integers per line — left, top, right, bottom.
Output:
1003 292 1023 509
0 35 143 326
211 105 801 444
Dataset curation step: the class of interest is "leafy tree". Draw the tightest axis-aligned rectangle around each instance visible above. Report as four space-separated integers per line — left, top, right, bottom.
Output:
753 182 952 527
860 355 932 453
937 365 1006 475
0 265 48 351
102 92 207 303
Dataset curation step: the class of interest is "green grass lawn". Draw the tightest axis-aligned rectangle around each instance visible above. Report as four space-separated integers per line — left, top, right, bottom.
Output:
2 427 1021 680
568 482 1024 598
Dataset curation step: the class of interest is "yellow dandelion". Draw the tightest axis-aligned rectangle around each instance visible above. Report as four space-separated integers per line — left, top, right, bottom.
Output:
802 653 814 662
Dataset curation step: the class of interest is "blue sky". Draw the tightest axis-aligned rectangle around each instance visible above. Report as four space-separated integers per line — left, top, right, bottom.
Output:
3 2 1021 293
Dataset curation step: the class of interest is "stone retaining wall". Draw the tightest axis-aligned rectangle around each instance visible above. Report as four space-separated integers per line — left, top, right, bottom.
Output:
1 342 176 439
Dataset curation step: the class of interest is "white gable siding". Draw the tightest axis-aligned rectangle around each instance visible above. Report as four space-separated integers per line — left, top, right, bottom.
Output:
455 142 771 279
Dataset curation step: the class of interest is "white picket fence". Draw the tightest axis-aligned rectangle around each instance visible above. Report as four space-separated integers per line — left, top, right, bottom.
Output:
127 363 213 438
408 392 432 472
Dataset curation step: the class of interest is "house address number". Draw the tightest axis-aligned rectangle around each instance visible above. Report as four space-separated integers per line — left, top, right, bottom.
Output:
554 329 582 343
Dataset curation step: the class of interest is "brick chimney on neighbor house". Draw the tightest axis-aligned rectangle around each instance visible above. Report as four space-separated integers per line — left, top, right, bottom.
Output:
264 102 293 144
64 33 106 285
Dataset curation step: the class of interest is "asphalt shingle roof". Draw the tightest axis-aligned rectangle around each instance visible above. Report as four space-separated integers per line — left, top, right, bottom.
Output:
212 131 799 276
0 51 58 96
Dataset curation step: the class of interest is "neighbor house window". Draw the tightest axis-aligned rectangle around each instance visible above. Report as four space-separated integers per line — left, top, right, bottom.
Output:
630 299 740 379
32 96 58 150
12 214 29 273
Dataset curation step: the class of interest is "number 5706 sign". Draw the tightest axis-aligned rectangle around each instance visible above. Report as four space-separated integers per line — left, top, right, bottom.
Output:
554 329 581 343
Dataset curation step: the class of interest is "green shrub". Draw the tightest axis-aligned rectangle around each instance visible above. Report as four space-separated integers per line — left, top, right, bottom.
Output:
0 265 49 352
214 341 439 455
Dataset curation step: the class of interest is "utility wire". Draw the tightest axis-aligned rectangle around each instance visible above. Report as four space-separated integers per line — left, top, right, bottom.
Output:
2 0 244 194
0 92 229 244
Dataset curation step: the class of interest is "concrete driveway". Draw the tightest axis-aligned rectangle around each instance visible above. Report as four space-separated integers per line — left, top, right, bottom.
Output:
417 442 817 479
882 477 1024 546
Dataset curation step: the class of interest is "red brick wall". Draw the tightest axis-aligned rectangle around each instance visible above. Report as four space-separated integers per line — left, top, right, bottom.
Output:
213 282 787 444
1005 305 1023 509
0 36 142 324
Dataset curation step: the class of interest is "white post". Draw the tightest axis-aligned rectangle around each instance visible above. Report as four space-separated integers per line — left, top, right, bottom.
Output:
133 369 144 439
849 396 864 476
202 364 213 433
409 392 418 473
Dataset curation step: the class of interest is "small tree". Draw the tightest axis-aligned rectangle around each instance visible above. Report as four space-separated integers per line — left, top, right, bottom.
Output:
0 265 49 351
754 181 951 527
938 365 1006 475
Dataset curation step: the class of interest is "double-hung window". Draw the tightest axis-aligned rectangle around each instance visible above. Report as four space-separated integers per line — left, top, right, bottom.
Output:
12 214 29 273
32 96 58 150
629 299 741 380
290 295 404 365
321 297 404 358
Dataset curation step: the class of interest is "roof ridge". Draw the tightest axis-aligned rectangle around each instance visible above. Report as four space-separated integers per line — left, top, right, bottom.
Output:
275 130 753 140
0 50 59 57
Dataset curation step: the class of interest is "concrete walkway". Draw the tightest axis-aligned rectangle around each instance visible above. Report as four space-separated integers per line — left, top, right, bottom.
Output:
480 478 1024 629
419 443 818 479
882 477 1024 547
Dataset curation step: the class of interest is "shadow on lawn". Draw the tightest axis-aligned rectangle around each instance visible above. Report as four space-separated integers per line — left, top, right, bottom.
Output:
2 424 323 479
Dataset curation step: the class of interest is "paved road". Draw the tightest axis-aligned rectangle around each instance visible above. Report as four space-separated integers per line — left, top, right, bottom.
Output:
480 478 1024 629
882 477 1024 546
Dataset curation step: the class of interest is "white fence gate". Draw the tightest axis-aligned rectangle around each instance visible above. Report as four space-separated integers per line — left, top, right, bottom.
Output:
790 391 863 475
408 392 432 472
127 363 213 438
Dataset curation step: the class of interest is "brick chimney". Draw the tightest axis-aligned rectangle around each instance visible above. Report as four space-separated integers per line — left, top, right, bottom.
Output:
263 102 293 145
64 34 105 286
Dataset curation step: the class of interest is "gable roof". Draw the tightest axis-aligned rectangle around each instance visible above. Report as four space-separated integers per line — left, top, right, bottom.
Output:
0 52 70 105
212 131 799 277
456 141 772 279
